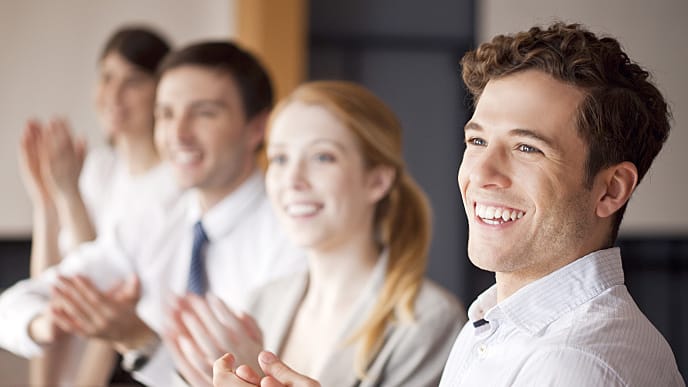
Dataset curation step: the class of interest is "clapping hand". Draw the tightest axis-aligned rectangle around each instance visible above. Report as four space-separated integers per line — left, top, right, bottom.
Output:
212 351 321 387
163 293 264 387
47 274 156 352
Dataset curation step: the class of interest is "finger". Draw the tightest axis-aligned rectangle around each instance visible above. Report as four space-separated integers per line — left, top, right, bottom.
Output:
188 294 236 349
65 276 114 319
50 305 81 334
235 364 261 384
74 136 87 167
110 275 141 303
238 311 263 344
51 281 93 328
178 335 214 384
212 354 259 387
172 298 219 362
260 377 287 387
165 330 214 387
259 351 319 387
212 353 235 378
207 293 245 343
54 276 114 334
179 301 224 362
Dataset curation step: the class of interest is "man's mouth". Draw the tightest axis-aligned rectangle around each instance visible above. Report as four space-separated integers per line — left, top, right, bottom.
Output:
285 203 322 217
475 203 525 225
172 150 202 166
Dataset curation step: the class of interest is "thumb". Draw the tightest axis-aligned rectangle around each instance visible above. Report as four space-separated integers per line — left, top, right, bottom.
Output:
212 353 236 385
239 311 263 344
259 351 320 387
75 137 87 167
114 275 141 302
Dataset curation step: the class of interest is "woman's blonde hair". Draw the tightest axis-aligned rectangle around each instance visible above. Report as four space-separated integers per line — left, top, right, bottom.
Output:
265 81 432 377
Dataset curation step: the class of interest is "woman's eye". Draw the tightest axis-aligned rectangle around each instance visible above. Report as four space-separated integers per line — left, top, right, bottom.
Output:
314 153 335 163
268 154 287 165
517 144 542 154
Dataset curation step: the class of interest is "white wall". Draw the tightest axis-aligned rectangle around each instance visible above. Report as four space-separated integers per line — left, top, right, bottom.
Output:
479 0 688 235
0 0 235 237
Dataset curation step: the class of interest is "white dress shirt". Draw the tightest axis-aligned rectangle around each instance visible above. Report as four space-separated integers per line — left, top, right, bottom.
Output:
59 146 180 253
439 248 685 387
0 171 306 386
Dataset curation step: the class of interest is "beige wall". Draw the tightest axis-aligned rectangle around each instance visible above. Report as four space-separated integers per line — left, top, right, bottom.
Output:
478 0 688 235
0 0 235 236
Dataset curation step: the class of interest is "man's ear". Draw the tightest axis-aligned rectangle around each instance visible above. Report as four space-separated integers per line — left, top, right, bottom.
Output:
367 165 396 203
595 161 638 218
247 110 269 151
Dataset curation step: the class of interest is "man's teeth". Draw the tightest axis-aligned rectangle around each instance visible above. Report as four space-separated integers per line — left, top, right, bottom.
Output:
174 151 201 165
475 204 524 222
286 203 320 216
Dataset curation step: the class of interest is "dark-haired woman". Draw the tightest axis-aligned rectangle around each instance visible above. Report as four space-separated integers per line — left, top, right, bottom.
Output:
18 26 179 386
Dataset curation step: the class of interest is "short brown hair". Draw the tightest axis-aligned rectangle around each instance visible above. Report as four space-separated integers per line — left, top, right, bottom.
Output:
461 22 671 243
158 41 273 121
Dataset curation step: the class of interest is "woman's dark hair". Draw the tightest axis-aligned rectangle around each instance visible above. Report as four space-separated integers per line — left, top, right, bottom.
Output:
101 26 171 75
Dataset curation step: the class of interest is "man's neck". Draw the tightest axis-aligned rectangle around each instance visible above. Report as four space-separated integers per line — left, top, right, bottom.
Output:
197 166 256 215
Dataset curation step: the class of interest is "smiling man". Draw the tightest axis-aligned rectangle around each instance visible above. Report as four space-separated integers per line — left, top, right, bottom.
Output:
439 23 684 386
0 42 304 386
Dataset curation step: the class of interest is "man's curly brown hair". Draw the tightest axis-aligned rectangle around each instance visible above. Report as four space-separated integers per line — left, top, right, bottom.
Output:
461 22 671 243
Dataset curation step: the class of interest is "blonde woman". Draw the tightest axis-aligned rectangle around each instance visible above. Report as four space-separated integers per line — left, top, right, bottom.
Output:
167 81 466 386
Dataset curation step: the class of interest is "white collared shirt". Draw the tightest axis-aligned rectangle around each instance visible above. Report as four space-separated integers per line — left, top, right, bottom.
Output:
59 146 180 253
0 171 306 386
439 248 685 387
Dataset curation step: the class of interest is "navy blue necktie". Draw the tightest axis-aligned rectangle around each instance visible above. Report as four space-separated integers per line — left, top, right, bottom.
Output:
187 221 209 295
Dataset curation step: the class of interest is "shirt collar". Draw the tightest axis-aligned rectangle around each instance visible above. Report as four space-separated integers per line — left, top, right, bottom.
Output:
186 170 264 240
471 247 625 336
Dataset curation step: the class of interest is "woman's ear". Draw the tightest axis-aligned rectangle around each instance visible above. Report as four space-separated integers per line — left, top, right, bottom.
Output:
366 165 396 203
595 161 638 218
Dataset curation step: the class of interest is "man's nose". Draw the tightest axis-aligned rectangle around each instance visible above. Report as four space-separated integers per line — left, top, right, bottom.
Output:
469 146 512 189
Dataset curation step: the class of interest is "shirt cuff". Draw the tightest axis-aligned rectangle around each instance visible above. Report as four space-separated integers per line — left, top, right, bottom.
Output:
133 345 175 386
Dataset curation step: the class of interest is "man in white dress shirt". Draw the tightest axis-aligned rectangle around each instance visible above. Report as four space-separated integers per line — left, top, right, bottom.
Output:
439 22 685 386
0 41 304 386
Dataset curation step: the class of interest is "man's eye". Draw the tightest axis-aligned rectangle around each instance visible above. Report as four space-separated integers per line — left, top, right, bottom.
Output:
466 137 486 146
517 144 542 154
196 110 218 118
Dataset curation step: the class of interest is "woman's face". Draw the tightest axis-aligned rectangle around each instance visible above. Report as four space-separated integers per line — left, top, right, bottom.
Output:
95 51 157 141
265 101 383 253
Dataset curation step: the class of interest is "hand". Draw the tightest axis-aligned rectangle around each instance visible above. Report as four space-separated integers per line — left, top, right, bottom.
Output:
163 293 263 387
40 117 86 202
28 308 67 345
256 351 321 387
18 119 52 207
212 353 259 386
49 274 154 350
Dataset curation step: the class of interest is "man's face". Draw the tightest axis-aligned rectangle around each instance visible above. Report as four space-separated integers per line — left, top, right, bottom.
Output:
458 70 601 285
155 66 261 203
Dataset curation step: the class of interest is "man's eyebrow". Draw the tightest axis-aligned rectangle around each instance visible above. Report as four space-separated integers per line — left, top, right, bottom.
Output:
464 121 482 132
189 99 229 109
509 128 556 149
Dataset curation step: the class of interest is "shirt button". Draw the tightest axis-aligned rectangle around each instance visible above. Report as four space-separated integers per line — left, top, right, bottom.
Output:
477 344 488 359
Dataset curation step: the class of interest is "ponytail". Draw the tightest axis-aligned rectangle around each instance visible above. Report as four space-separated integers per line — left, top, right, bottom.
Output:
349 172 431 378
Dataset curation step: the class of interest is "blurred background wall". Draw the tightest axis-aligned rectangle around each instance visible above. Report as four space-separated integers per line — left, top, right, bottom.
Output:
1 0 686 383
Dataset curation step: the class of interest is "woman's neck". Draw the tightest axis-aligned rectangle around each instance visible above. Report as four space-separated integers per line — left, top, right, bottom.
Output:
114 133 160 175
302 233 380 313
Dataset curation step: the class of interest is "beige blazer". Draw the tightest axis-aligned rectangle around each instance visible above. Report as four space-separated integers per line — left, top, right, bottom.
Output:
247 261 466 387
